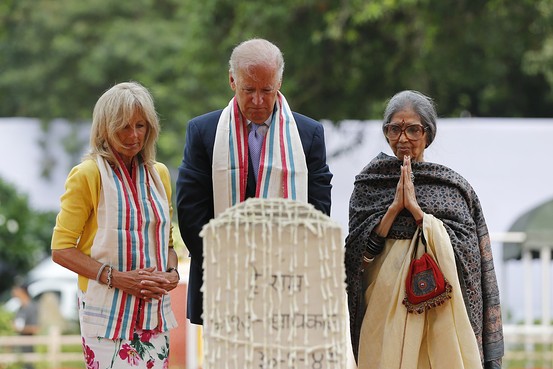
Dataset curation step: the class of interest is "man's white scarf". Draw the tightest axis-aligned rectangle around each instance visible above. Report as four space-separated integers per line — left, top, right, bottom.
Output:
212 92 307 216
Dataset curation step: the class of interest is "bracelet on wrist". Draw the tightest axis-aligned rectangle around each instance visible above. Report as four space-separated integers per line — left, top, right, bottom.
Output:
96 263 108 284
365 230 386 256
362 252 375 263
106 265 113 289
167 267 180 281
369 231 385 243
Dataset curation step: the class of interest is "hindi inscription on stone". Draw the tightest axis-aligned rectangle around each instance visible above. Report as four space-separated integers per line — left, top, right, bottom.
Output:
201 198 347 369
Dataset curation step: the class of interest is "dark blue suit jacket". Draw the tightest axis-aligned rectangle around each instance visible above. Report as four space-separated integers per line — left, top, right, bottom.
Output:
176 109 333 324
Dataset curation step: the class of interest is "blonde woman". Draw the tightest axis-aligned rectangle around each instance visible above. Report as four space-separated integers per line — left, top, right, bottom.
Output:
52 81 178 369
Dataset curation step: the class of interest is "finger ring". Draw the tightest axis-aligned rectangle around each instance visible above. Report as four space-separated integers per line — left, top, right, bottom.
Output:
410 173 415 183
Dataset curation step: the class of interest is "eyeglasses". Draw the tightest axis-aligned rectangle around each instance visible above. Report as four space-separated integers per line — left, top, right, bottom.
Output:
384 123 426 141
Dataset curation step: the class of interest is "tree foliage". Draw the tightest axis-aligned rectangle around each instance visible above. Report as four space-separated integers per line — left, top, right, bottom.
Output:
0 1 551 290
1 0 552 168
0 177 55 295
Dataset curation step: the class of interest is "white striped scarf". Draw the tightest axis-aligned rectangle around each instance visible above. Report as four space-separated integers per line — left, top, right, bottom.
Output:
80 154 177 340
212 92 307 216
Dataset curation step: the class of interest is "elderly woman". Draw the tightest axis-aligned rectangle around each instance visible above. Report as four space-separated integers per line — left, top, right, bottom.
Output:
51 81 178 369
345 90 504 369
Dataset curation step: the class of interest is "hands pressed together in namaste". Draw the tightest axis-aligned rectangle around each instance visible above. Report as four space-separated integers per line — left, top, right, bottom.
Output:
373 155 424 239
390 155 424 222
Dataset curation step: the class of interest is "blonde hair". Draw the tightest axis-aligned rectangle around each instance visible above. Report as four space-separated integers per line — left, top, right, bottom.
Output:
85 81 160 167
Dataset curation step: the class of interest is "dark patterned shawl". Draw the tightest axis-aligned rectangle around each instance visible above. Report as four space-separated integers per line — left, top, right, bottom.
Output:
345 152 504 368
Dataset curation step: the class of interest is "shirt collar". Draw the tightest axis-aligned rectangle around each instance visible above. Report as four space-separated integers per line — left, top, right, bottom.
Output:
248 116 272 128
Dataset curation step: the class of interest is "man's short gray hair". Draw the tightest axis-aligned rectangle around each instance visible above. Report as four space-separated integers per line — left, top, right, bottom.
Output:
229 38 285 83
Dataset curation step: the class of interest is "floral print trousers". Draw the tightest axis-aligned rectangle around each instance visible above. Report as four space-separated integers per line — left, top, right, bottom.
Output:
78 291 170 369
81 329 170 369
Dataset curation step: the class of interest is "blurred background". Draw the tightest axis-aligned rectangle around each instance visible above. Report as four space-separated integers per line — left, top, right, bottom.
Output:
1 1 552 368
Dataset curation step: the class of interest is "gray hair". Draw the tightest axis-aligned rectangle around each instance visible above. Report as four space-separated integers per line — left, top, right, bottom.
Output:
382 90 437 147
86 81 160 167
229 38 285 84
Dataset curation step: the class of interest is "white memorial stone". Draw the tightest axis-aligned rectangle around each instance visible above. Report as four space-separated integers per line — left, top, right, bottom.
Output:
201 198 347 369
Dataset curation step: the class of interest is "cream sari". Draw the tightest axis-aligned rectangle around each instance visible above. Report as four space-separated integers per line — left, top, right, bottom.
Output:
358 214 481 369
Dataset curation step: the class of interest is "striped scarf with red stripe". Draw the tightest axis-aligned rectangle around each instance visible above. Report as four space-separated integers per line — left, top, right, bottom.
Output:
80 155 177 340
212 92 308 216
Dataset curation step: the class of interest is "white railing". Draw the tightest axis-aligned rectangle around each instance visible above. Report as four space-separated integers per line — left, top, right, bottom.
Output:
493 231 553 367
0 326 82 368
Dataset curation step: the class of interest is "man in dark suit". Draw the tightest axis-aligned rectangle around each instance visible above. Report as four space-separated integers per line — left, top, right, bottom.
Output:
176 38 333 325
